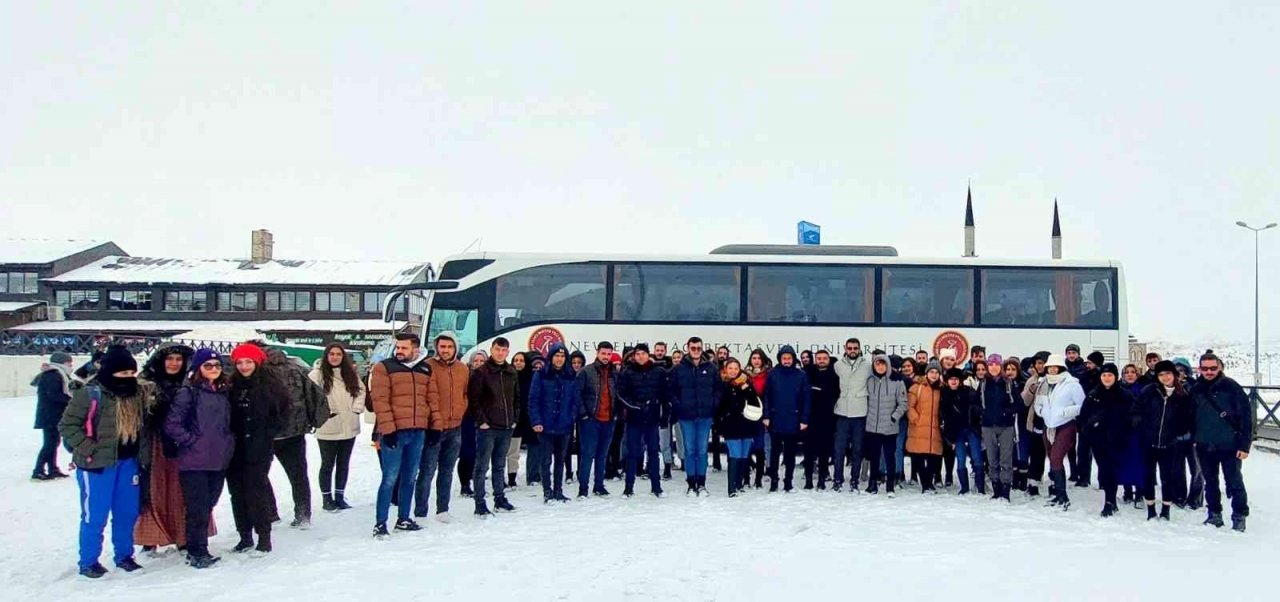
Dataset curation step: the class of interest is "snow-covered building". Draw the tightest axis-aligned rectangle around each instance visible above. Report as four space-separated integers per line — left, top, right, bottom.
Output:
0 238 125 328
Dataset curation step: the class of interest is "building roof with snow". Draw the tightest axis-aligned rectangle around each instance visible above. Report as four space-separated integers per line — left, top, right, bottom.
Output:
48 256 429 287
0 239 124 266
8 319 394 333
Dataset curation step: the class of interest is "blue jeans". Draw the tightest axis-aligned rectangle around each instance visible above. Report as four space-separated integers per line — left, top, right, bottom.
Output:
659 426 674 464
678 418 713 478
376 429 426 525
895 426 908 475
625 424 662 491
833 416 866 486
726 439 753 459
76 458 140 570
473 428 513 502
578 419 614 491
414 427 462 516
954 431 985 487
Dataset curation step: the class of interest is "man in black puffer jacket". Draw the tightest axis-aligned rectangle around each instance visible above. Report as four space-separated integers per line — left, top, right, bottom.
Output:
617 344 668 497
1189 353 1251 532
803 350 840 490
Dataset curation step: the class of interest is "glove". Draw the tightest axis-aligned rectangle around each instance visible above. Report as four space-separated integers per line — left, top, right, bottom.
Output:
381 431 398 450
425 429 442 446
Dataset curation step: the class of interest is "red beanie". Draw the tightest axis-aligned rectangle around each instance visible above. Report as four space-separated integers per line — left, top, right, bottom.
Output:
231 343 268 366
610 352 622 364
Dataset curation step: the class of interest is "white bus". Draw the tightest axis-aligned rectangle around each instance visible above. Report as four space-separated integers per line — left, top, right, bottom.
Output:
387 245 1127 365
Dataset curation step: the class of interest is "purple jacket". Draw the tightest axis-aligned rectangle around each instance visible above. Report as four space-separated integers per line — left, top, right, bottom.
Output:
164 381 234 472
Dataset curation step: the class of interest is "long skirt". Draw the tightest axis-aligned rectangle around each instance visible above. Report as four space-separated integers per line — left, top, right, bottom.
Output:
134 439 217 547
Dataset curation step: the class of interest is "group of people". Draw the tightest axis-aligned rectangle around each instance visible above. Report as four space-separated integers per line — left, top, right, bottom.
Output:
31 332 1256 578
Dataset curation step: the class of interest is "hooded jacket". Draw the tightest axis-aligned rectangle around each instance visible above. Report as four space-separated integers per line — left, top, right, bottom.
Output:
1136 382 1193 449
763 346 811 435
1189 375 1252 453
864 355 907 435
616 357 669 427
528 344 579 435
165 379 235 472
1031 372 1085 429
308 366 366 441
138 342 193 457
59 378 158 471
668 354 721 421
468 358 519 430
833 352 872 418
426 353 471 431
34 362 81 429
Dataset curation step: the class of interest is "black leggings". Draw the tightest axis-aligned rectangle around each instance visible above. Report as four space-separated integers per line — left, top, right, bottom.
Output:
317 438 356 495
1143 447 1180 503
227 459 273 537
912 453 942 491
272 436 312 520
34 427 60 475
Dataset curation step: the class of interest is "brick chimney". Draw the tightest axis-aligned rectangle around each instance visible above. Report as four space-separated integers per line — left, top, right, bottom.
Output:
251 229 274 264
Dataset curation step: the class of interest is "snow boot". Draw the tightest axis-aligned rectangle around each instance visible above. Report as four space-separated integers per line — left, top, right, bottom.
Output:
804 475 814 490
663 463 672 481
1052 470 1071 510
593 485 611 497
1147 505 1158 521
233 532 254 553
990 482 1001 499
507 473 518 488
494 497 516 512
957 472 970 495
1160 505 1171 521
334 491 352 511
475 501 492 518
254 532 272 555
1204 512 1224 528
623 485 635 498
322 493 339 513
1122 488 1134 504
577 486 589 499
116 557 143 572
976 478 987 495
769 478 779 493
1232 516 1247 533
1026 483 1040 498
727 459 739 497
79 562 108 579
189 553 220 569
1101 502 1117 518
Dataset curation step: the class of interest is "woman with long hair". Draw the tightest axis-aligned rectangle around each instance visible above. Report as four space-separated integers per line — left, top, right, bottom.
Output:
1137 360 1193 521
226 343 283 556
743 348 772 488
1079 363 1139 517
165 348 234 568
309 343 366 512
135 342 218 555
717 358 761 497
58 345 154 578
906 363 943 493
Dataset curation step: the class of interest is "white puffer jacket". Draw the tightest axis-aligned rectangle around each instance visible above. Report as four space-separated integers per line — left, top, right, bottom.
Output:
308 368 367 441
1031 372 1084 429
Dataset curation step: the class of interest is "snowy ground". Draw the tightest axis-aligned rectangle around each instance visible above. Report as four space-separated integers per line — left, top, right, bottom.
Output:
1 395 1275 602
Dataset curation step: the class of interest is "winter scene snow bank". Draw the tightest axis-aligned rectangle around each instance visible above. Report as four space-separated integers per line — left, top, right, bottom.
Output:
0 394 1273 602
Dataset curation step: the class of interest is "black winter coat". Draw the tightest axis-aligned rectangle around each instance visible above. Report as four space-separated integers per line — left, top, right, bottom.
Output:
716 378 762 440
229 373 282 465
939 386 980 443
803 365 840 430
668 357 721 421
1136 383 1192 449
468 359 519 430
1080 384 1140 452
1190 376 1252 453
616 361 668 426
979 376 1019 428
33 366 78 429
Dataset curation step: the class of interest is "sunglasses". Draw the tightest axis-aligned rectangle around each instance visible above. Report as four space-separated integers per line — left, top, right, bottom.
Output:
1199 365 1220 373
200 362 222 370
688 347 703 352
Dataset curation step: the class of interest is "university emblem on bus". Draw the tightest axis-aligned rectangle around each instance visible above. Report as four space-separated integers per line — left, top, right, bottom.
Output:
932 330 969 362
528 327 565 356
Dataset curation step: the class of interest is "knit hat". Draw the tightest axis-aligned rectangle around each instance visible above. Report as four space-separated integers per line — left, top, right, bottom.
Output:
1066 343 1081 354
49 351 73 365
1087 351 1106 366
1100 362 1120 378
938 348 957 360
190 348 223 375
231 343 268 366
99 344 138 376
986 353 1003 368
610 352 622 364
1152 360 1178 376
926 360 942 374
633 343 650 354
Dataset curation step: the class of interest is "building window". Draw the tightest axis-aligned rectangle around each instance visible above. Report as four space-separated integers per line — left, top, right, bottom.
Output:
365 292 407 318
1 272 39 294
613 263 740 323
108 290 153 311
881 267 975 325
164 290 207 312
217 291 260 312
747 265 874 324
265 291 312 312
55 289 100 310
315 291 362 313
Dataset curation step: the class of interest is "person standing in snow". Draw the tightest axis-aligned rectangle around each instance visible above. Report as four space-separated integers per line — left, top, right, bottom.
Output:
261 344 329 529
58 345 154 578
164 348 234 569
226 343 282 556
529 343 578 502
309 344 366 513
981 359 1022 502
669 337 721 495
416 332 470 523
1017 352 1051 497
717 358 760 497
744 349 772 489
1136 360 1192 520
576 342 619 498
567 349 587 483
458 350 488 497
1079 363 1140 517
803 350 839 490
468 337 520 517
32 351 79 481
369 334 432 536
1189 353 1251 532
510 351 541 488
616 343 668 498
940 368 985 495
832 338 871 493
763 345 810 493
1073 350 1106 489
906 363 944 494
1029 354 1086 510
863 354 906 496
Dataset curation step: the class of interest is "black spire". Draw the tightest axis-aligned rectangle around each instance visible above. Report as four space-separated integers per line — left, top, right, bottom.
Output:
1052 199 1062 237
964 186 974 227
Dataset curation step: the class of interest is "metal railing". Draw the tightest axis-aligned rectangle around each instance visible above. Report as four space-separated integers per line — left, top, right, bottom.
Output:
0 331 237 357
1252 385 1280 441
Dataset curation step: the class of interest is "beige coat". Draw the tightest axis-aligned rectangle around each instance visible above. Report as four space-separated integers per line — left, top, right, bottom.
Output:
309 368 367 441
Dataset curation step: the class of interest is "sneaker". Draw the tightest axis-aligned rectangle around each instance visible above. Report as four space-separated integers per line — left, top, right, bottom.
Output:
322 498 339 513
372 523 390 539
494 497 516 512
116 557 143 572
554 493 571 503
593 487 611 497
475 502 492 518
1204 513 1224 528
188 554 220 569
252 535 272 556
1101 502 1117 518
623 487 634 498
865 484 879 495
334 494 353 511
577 489 589 500
394 518 423 532
78 563 107 578
232 537 255 553
49 469 71 479
30 472 52 482
435 512 454 524
652 488 664 498
289 517 311 530
832 483 843 493
887 491 896 499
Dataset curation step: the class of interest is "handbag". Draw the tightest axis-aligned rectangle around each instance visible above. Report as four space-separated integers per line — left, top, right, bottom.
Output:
743 392 763 422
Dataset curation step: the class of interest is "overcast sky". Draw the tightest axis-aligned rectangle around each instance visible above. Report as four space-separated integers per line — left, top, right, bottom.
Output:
2 2 1277 344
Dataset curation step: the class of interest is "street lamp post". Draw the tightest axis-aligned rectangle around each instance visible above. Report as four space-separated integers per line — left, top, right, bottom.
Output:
1236 220 1276 418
